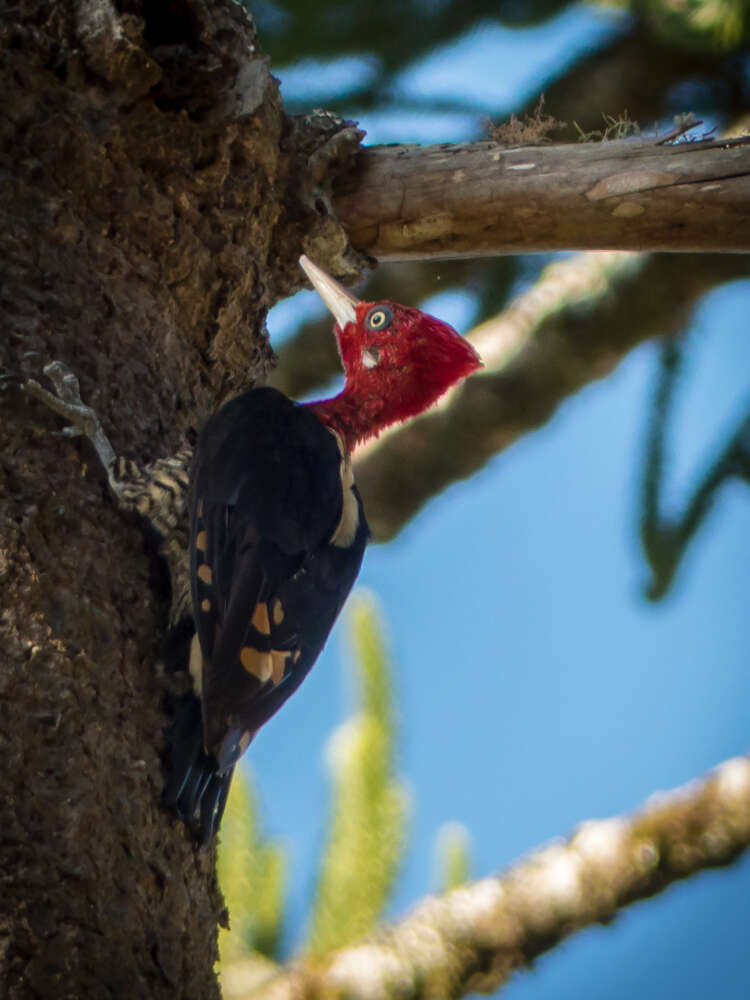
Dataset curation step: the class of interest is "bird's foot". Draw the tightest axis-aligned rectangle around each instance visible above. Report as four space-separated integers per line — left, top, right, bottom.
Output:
22 361 117 474
22 361 192 538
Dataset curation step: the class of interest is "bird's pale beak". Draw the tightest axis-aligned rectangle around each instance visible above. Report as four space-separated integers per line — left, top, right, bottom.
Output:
299 255 359 330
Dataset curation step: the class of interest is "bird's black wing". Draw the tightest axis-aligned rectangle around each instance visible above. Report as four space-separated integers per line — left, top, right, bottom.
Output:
166 386 368 842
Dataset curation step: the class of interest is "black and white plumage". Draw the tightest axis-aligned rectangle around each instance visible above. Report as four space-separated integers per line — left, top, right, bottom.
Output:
165 387 368 843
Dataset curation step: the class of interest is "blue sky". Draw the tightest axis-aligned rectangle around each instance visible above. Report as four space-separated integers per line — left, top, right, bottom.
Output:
246 6 750 997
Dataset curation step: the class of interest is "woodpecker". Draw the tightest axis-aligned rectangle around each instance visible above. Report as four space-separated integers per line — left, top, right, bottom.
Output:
22 256 482 844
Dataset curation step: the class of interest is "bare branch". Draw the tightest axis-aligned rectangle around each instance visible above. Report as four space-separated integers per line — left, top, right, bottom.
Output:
333 137 750 259
353 252 750 542
227 754 750 1000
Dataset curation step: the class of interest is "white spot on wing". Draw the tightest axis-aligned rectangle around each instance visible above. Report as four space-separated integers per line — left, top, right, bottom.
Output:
328 428 360 548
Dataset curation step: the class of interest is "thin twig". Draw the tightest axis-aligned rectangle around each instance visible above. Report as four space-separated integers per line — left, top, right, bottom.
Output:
639 338 750 599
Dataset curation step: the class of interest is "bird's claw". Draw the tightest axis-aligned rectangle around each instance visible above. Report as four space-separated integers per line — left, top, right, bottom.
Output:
23 362 101 440
44 361 81 404
21 361 117 470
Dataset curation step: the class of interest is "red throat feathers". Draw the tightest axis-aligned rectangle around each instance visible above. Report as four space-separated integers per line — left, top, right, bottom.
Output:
300 255 482 451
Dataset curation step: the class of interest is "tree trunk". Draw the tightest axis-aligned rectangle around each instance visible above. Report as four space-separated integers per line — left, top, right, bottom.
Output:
0 2 359 995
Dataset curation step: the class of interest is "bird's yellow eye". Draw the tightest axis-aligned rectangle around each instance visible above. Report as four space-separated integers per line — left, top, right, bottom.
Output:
365 305 393 331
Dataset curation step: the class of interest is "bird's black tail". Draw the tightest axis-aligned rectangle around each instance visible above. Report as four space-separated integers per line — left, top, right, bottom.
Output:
163 693 234 845
162 617 234 846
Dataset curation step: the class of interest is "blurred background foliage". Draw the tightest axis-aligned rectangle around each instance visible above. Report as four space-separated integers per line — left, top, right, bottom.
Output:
218 595 456 967
219 0 749 987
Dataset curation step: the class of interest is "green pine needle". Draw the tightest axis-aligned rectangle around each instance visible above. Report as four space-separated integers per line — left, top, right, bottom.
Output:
434 822 472 893
217 767 286 963
306 591 409 955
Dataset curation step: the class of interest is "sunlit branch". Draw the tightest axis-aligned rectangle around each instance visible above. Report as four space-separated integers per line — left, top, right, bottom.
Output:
333 136 750 260
225 754 750 1000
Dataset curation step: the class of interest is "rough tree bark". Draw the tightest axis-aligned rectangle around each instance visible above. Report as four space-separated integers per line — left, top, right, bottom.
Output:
0 2 361 996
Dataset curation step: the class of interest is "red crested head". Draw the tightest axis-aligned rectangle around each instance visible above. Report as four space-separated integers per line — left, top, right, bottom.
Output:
299 256 482 450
